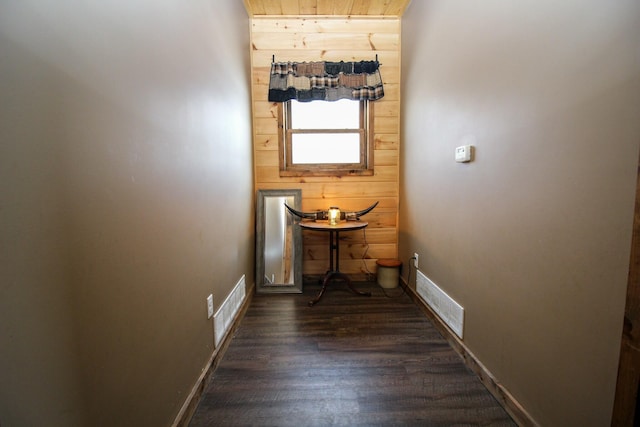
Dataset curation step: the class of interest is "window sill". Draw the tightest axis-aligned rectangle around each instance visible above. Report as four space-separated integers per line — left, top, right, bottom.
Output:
279 168 374 178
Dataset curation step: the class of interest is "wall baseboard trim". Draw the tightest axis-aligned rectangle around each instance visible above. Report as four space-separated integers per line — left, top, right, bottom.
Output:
172 283 255 427
400 277 539 427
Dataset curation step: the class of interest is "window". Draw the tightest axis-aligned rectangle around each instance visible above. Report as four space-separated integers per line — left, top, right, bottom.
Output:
278 99 374 177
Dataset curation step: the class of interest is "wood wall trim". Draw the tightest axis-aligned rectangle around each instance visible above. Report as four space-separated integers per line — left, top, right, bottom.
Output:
611 153 640 426
400 276 539 427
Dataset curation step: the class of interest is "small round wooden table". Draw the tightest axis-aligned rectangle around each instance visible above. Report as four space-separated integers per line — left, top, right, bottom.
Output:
299 220 372 306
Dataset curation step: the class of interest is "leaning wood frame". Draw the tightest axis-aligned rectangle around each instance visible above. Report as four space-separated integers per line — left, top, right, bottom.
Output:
255 189 303 294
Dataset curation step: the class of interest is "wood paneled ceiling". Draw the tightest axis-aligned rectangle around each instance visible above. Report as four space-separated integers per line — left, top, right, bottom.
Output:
244 0 412 17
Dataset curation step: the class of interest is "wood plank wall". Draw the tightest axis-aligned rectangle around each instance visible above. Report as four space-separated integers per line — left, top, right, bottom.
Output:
250 17 401 277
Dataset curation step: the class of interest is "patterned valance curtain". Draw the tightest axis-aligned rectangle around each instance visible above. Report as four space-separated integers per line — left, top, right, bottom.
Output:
268 60 384 102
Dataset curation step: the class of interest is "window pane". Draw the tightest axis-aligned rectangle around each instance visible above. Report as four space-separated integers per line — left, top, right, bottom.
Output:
291 99 359 129
291 133 360 164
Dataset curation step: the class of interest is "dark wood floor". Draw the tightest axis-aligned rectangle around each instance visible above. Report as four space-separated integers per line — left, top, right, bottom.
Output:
189 280 516 426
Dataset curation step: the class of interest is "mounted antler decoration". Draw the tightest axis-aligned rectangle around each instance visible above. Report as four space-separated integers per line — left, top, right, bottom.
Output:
284 201 378 222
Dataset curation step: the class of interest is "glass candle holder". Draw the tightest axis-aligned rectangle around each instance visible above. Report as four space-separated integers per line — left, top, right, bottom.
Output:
328 207 341 226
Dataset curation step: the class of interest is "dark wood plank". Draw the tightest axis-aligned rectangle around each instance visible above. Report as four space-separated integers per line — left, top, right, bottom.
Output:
189 281 516 426
612 155 640 426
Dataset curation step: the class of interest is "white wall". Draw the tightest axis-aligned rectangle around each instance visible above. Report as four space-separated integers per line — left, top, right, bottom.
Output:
0 1 253 425
400 1 640 425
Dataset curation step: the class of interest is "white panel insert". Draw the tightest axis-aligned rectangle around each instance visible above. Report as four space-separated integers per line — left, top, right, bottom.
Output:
416 270 464 339
213 275 247 347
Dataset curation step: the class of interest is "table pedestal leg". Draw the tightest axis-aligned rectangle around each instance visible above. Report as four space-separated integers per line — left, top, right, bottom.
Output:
308 271 372 307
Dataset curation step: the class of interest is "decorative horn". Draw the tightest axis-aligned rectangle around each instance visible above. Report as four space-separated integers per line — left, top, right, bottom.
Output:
344 201 379 220
284 204 326 220
285 201 379 221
